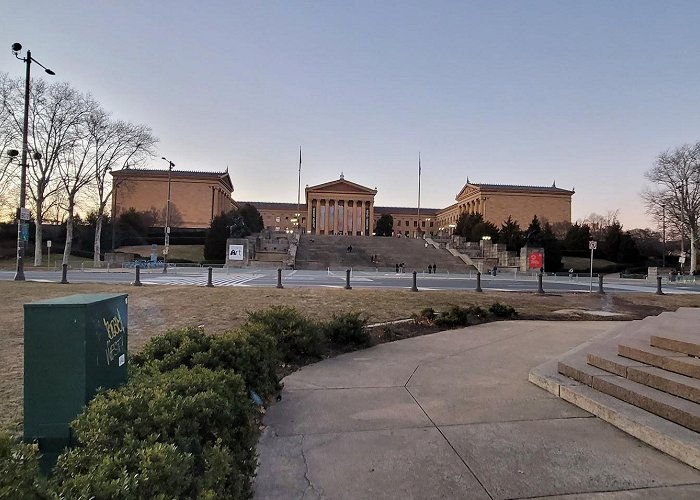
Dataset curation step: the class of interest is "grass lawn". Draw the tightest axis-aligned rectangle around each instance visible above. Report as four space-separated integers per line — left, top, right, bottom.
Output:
2 281 699 432
561 256 620 273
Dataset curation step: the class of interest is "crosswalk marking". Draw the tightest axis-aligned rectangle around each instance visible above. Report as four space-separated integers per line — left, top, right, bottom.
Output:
141 274 262 287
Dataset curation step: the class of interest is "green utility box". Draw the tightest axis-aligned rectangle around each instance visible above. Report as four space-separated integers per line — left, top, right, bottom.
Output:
24 293 128 472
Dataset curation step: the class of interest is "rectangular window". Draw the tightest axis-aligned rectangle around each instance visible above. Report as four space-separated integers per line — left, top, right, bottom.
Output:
413 221 417 227
275 216 280 223
430 222 434 227
421 221 425 227
397 220 401 226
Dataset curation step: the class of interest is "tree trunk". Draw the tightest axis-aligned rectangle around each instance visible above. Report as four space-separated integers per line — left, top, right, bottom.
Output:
63 211 74 265
94 214 103 266
34 200 43 266
690 226 697 274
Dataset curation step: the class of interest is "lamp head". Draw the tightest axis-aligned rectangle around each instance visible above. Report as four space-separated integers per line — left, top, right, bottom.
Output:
7 149 19 158
11 43 22 54
45 69 55 76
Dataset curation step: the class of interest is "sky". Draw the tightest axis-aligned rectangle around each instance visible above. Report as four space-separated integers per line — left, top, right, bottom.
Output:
5 1 700 230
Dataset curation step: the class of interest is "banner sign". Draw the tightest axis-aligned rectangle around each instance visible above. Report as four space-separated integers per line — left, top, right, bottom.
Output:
311 207 316 229
528 252 543 269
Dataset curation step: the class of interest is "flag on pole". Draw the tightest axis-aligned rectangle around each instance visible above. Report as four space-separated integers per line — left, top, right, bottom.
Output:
299 147 302 173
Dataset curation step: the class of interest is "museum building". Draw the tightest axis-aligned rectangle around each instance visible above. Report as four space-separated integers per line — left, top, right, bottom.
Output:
111 168 574 236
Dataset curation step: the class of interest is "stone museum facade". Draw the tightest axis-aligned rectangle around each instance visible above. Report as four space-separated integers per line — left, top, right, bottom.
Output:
111 168 573 236
111 168 236 229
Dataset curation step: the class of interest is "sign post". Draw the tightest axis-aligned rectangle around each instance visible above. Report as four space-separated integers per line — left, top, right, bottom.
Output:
47 240 52 269
589 241 597 293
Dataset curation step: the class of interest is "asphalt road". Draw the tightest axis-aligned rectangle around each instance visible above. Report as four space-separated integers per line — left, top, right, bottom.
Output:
2 267 699 294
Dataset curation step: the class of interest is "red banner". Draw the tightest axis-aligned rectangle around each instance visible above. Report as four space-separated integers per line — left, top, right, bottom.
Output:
528 252 543 269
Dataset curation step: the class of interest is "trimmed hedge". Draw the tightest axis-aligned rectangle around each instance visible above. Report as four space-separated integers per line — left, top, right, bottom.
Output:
53 367 257 499
133 325 280 398
245 306 324 363
323 312 371 348
0 432 47 499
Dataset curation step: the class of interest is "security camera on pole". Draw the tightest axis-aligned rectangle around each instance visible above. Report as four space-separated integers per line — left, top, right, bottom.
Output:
589 240 597 293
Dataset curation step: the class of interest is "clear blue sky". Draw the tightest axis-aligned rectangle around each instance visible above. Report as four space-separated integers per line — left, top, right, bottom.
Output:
6 1 700 229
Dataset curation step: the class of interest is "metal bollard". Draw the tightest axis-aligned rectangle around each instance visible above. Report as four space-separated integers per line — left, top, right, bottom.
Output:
345 269 352 290
206 266 214 287
598 274 605 294
60 263 69 284
411 271 418 292
476 271 483 293
537 272 545 294
277 268 284 289
656 276 664 295
132 265 142 287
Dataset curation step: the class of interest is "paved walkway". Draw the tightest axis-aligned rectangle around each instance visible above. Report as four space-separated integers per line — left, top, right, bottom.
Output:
255 321 700 499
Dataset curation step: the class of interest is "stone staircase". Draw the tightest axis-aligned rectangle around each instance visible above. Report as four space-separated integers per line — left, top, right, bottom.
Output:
295 234 472 272
530 308 700 469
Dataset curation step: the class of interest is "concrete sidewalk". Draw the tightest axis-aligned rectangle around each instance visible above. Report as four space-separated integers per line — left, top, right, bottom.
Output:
255 321 700 499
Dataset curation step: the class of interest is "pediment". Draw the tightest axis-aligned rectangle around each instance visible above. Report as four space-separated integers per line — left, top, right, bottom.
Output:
455 183 480 202
306 178 377 196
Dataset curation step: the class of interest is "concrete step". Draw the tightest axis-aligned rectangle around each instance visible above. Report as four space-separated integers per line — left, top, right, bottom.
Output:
586 350 650 377
592 373 700 432
559 351 700 432
651 332 700 357
627 366 700 405
618 339 700 380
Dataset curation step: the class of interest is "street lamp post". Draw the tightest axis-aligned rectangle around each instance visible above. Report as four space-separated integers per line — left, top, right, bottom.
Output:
662 203 666 268
161 157 175 273
11 43 55 281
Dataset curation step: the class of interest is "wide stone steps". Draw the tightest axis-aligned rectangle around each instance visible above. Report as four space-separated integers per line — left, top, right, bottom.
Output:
531 307 700 469
618 339 700 379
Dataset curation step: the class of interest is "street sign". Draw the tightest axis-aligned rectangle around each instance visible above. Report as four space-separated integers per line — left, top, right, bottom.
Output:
20 223 29 242
679 256 686 264
589 241 597 250
162 247 169 255
19 207 30 221
46 240 52 248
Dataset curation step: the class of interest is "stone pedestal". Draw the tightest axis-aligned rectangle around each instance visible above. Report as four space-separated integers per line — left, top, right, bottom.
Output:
225 238 249 268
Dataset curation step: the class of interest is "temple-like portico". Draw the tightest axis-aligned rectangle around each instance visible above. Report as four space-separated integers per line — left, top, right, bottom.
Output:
305 176 377 236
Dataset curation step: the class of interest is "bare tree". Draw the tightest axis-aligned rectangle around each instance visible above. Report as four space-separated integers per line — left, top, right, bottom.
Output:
642 142 700 273
578 210 620 240
87 112 157 264
58 104 99 265
0 73 21 218
2 77 95 265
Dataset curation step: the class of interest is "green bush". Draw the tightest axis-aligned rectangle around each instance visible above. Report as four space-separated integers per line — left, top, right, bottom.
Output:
53 367 258 499
435 305 491 328
245 306 324 363
489 302 518 319
206 325 280 398
0 432 47 499
131 326 211 370
134 325 280 399
323 312 371 348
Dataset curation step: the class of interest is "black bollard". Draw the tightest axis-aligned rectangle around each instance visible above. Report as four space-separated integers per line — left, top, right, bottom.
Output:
206 266 214 287
598 274 605 294
476 271 483 293
411 271 418 292
60 263 69 284
656 275 664 295
132 265 142 287
345 269 352 290
277 268 284 289
537 272 545 295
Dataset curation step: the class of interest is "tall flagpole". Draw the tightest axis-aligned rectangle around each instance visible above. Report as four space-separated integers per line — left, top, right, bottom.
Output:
297 147 302 231
417 152 421 237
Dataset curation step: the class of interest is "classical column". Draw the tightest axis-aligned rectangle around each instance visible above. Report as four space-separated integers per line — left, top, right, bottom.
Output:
369 201 375 236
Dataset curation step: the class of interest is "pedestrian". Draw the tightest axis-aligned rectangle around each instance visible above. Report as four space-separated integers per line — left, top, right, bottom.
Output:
568 268 574 279
432 263 436 274
396 263 399 273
